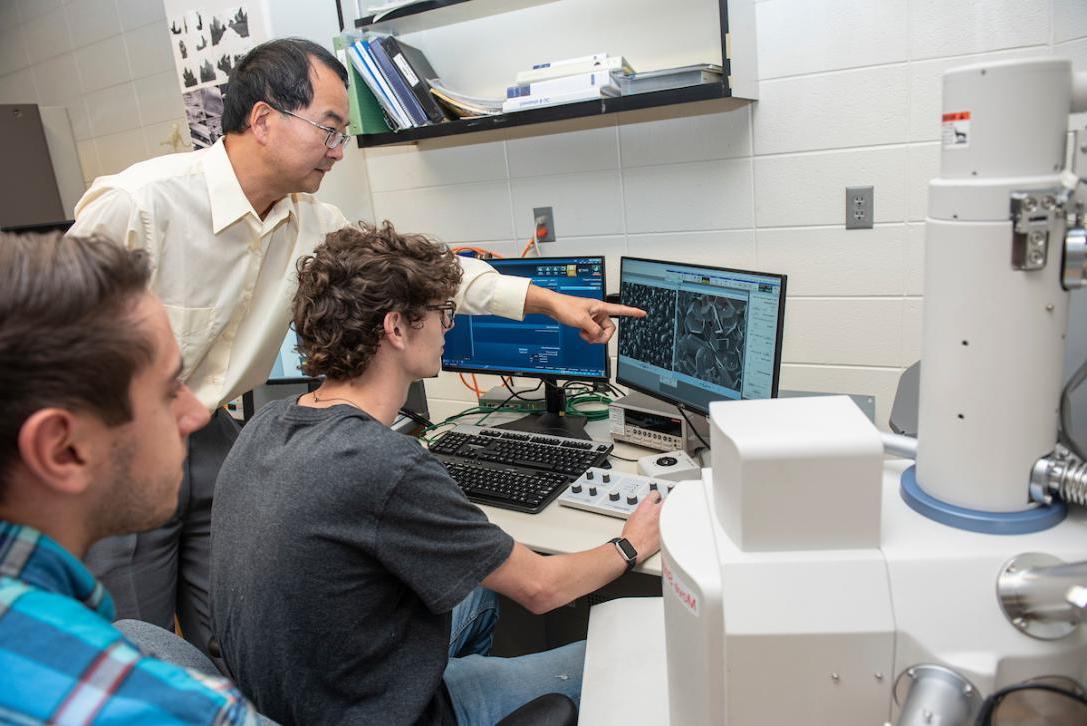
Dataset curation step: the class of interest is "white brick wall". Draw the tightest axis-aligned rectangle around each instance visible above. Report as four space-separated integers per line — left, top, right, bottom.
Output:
0 0 189 190
353 0 1087 429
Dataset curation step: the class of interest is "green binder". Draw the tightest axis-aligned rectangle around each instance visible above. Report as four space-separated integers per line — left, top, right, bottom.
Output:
333 34 391 136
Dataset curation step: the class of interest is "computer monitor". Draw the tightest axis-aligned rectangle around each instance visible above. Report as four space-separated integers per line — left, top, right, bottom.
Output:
267 330 311 384
262 329 430 431
441 256 608 438
617 257 786 415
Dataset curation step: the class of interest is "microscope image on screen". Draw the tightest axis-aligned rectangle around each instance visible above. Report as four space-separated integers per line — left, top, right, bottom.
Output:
617 257 785 412
674 292 747 391
618 281 677 371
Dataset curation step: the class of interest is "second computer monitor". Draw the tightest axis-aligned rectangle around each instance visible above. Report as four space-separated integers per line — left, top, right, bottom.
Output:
617 257 787 414
441 256 608 381
267 330 310 384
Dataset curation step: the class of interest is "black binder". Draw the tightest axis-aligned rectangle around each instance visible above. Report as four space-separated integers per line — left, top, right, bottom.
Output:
376 36 449 125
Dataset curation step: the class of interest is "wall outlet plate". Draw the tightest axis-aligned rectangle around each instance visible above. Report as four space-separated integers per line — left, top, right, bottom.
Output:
533 206 556 242
846 186 874 229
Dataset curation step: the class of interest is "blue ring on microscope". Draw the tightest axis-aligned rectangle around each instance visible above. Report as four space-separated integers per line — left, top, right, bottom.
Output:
899 466 1066 534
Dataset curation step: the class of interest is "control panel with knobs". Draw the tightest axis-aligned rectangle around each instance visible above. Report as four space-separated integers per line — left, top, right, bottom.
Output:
557 467 690 519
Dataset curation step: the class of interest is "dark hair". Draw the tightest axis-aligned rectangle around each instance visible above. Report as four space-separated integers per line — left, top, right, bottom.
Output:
0 232 154 495
293 221 463 381
222 37 348 134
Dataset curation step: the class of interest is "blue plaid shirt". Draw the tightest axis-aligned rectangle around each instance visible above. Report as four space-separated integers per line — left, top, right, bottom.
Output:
0 521 259 725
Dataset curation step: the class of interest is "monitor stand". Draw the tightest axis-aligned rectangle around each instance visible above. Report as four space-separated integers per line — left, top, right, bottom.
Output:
494 377 592 440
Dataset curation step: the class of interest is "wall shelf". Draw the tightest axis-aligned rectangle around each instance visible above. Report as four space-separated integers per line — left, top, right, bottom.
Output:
340 0 755 148
357 82 736 147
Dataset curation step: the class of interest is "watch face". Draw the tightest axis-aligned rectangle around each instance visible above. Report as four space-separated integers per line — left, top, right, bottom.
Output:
616 538 637 560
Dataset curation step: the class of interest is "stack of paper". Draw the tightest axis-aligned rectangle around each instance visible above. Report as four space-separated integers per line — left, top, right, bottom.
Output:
516 53 633 84
428 81 503 118
615 64 723 95
503 69 619 112
503 53 630 113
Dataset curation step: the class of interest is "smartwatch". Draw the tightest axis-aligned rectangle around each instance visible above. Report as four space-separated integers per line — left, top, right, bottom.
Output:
609 537 638 571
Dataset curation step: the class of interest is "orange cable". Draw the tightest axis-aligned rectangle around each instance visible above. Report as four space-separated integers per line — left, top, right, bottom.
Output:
452 246 504 258
519 236 539 257
459 372 483 398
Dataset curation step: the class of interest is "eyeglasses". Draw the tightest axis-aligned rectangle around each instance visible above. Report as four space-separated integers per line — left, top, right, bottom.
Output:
425 301 457 329
270 104 352 149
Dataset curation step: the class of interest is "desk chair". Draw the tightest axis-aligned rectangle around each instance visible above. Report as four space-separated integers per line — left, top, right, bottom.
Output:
498 694 578 725
115 619 280 725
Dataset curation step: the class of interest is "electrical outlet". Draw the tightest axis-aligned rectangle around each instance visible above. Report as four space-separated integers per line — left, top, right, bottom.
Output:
846 186 874 230
533 206 556 243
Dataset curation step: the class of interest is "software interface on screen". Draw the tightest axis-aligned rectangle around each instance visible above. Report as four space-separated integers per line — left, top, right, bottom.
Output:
441 256 607 380
617 258 786 413
267 330 308 382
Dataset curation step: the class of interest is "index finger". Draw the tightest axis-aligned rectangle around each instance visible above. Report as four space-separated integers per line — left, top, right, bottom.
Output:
600 303 646 319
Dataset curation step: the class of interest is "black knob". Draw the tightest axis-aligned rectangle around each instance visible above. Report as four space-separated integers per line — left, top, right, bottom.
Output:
627 495 638 505
649 482 658 491
586 471 594 480
571 484 582 493
656 456 677 467
602 473 611 483
589 486 597 496
609 491 620 501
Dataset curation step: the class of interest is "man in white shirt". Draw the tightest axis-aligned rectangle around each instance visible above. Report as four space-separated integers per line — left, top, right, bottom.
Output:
69 37 641 657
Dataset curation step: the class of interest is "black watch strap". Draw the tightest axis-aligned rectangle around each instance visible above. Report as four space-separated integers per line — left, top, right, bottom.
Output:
608 537 637 571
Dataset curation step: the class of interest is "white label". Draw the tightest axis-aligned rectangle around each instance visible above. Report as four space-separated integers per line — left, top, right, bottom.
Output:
609 406 624 435
941 111 971 148
393 54 419 86
662 558 700 616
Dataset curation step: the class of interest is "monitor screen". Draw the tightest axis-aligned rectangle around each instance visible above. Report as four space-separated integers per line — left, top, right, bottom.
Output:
267 330 311 383
617 257 786 414
441 256 608 381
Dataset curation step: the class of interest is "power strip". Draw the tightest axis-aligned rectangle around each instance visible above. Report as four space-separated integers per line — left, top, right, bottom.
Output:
557 467 687 520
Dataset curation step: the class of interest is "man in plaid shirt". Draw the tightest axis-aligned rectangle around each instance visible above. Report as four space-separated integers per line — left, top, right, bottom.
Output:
0 232 258 724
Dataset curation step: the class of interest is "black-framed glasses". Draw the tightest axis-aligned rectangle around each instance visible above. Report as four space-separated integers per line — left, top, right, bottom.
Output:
426 301 457 329
270 104 352 149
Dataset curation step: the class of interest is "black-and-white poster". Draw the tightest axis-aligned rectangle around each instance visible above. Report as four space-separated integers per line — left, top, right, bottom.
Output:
168 4 262 149
170 7 252 92
183 83 227 149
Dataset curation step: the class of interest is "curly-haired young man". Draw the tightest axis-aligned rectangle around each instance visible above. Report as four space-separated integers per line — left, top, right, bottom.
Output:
210 222 663 726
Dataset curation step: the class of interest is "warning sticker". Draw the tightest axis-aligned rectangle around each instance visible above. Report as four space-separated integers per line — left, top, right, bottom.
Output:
942 111 971 148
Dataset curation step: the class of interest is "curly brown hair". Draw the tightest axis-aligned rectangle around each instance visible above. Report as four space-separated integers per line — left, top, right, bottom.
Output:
293 221 463 380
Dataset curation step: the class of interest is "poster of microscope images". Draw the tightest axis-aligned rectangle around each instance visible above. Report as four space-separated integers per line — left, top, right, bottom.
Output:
619 282 748 394
169 6 261 149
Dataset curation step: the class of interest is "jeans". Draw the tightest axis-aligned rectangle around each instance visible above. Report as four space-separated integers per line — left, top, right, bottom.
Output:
444 588 585 726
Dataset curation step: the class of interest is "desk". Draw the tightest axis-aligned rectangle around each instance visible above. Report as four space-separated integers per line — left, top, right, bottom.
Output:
427 402 682 576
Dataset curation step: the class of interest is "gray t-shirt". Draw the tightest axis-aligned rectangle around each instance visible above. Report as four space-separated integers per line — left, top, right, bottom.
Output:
211 399 514 725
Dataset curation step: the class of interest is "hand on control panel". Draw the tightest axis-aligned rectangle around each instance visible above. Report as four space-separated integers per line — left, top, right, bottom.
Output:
619 491 663 564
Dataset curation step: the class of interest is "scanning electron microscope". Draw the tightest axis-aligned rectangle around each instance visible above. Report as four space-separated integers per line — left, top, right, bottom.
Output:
652 58 1087 725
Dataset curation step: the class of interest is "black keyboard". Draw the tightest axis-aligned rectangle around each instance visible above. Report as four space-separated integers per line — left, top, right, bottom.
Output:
429 424 614 513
